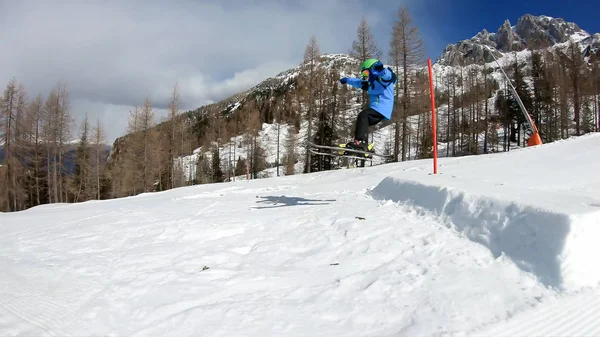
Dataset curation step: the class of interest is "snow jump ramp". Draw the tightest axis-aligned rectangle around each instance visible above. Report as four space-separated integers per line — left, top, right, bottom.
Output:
369 133 600 291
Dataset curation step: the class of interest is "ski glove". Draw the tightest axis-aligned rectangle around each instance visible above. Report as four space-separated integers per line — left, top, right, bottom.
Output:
340 78 348 84
369 61 384 78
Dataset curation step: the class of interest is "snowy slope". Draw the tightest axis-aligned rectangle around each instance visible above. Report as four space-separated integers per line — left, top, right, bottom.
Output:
182 29 597 179
149 15 600 185
370 133 600 291
2 133 600 336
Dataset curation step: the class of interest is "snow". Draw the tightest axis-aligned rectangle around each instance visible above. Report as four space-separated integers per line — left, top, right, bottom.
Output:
2 132 600 336
473 289 600 336
175 122 299 180
178 24 596 181
370 133 600 290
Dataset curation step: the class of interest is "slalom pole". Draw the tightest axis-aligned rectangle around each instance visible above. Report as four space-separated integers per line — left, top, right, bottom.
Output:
427 58 438 174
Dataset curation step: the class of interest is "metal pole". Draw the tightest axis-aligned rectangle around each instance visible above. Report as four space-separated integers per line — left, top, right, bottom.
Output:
484 46 537 133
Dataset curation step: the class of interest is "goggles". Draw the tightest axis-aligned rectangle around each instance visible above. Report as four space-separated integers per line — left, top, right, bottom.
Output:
361 69 370 79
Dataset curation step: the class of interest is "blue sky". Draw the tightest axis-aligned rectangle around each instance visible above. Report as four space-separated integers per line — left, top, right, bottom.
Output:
0 0 597 142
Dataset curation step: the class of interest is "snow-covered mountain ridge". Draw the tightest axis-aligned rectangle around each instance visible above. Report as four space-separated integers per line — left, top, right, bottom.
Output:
191 53 361 118
179 14 595 176
110 14 599 182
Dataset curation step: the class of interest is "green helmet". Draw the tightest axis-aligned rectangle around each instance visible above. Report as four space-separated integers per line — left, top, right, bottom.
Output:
360 58 379 72
360 58 380 78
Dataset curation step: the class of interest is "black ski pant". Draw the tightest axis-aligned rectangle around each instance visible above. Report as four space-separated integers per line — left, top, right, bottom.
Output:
355 108 385 142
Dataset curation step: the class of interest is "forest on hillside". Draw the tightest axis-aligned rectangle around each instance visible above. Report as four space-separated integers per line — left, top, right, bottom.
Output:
1 8 599 212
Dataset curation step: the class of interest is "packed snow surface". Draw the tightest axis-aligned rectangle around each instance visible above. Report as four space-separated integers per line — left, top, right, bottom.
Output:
1 133 600 336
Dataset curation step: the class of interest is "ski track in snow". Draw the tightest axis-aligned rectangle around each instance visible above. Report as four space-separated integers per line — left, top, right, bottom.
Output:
2 134 600 336
472 288 600 337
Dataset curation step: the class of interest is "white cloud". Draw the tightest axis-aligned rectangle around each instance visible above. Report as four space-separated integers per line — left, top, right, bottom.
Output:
0 0 421 143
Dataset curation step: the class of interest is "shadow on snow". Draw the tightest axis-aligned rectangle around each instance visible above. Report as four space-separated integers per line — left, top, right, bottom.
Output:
253 195 336 209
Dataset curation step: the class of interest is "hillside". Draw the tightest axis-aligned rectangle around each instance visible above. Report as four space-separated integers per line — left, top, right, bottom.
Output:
0 144 111 175
4 13 598 211
2 130 600 336
156 13 599 182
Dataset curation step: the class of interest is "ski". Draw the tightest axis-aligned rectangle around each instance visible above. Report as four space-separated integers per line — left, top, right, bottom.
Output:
308 148 374 161
307 141 391 159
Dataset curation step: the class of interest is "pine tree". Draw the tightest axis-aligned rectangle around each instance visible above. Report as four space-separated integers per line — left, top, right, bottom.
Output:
483 65 490 153
302 35 321 173
194 153 212 184
91 118 107 200
530 50 556 141
389 7 425 161
42 82 74 204
284 125 297 175
544 50 562 141
234 156 247 177
311 68 339 172
350 17 382 109
139 98 157 191
73 114 92 202
167 82 181 189
26 94 47 206
250 140 268 178
1 79 19 211
211 147 224 182
566 40 586 135
507 58 533 144
123 105 143 194
591 55 600 131
350 17 382 62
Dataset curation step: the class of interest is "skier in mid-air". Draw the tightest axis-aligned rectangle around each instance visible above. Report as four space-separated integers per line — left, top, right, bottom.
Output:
339 58 396 154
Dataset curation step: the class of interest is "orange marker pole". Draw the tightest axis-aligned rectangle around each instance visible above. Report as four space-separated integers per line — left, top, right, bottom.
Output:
427 58 438 174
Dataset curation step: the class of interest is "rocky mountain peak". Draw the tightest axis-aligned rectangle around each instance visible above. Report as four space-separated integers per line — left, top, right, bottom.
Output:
496 19 520 51
514 14 583 48
582 33 600 57
437 14 590 66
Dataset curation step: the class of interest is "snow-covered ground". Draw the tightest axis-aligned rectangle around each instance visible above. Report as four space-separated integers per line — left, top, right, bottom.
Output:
1 133 600 336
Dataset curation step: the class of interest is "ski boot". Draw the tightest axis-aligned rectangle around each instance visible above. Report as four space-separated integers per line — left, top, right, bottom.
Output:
338 140 375 158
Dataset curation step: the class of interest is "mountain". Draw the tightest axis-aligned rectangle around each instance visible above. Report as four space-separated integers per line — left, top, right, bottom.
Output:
109 53 368 179
437 14 596 66
108 13 600 188
9 13 597 212
0 143 112 175
183 53 359 117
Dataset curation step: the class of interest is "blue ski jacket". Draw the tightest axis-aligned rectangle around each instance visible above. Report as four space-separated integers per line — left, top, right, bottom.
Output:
342 67 397 120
